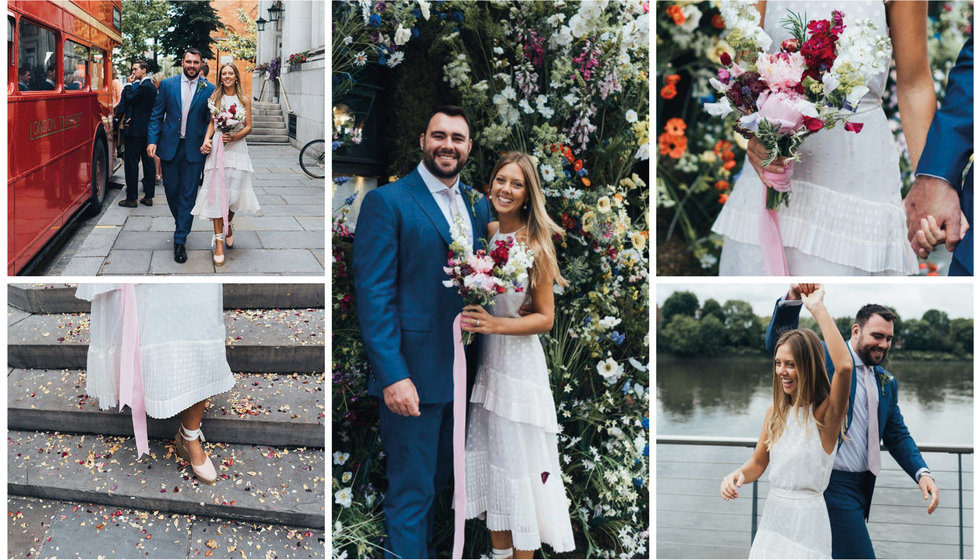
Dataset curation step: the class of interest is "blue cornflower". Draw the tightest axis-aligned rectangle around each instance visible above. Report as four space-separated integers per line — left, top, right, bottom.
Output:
332 141 344 151
369 14 382 27
411 27 420 38
641 417 649 429
633 476 644 488
642 444 649 457
609 330 625 345
452 11 463 22
344 194 357 206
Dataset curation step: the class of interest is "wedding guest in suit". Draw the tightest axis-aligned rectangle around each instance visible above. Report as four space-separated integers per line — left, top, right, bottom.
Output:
18 67 31 91
905 36 974 276
147 48 216 263
41 64 57 90
765 283 939 559
353 106 492 558
151 73 165 184
119 60 158 208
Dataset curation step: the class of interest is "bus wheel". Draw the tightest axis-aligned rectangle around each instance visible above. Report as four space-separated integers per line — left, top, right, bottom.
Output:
84 139 108 218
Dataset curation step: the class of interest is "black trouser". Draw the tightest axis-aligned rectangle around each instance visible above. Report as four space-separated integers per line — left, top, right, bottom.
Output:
123 134 155 200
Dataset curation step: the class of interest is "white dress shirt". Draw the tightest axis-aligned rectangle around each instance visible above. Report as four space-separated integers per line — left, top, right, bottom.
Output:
417 161 472 243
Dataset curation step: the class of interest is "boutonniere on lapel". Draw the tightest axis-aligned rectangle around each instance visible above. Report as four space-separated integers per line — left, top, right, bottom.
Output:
461 183 482 215
875 367 894 397
197 80 206 93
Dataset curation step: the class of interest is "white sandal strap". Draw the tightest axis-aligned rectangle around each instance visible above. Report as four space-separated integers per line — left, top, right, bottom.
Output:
491 547 513 559
211 233 225 248
180 423 206 443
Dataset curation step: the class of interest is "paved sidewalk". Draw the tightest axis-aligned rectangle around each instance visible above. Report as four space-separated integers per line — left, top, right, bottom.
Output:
62 144 324 276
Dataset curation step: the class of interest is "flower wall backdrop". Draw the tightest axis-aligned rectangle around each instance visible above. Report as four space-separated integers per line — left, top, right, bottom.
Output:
332 1 650 558
656 0 973 275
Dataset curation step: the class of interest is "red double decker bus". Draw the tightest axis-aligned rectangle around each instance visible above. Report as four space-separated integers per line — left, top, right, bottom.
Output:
8 0 122 275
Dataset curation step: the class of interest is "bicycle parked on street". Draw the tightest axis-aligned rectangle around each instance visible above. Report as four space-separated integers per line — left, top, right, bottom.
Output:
299 139 324 179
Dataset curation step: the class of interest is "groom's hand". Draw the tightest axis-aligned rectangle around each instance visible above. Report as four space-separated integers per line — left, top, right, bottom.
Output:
919 474 939 514
383 378 421 417
787 283 819 301
147 144 157 158
905 176 963 254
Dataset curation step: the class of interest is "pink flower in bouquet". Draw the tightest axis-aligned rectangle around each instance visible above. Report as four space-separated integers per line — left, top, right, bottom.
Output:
757 52 806 92
466 252 495 275
803 116 824 131
757 90 806 134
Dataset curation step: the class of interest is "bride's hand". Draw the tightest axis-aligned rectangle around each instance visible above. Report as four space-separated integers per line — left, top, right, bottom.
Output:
221 132 233 143
800 285 825 311
721 469 746 501
914 213 969 257
746 136 788 188
461 305 496 335
201 138 212 154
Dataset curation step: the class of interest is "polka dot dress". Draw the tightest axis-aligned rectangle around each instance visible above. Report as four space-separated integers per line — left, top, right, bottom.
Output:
77 284 235 419
464 231 576 553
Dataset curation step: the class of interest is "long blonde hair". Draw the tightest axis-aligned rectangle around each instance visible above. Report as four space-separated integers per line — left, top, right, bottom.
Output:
209 63 246 108
766 329 846 449
488 152 568 289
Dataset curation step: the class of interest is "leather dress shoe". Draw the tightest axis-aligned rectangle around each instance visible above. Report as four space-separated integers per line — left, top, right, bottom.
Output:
118 199 137 207
174 243 187 263
139 197 153 206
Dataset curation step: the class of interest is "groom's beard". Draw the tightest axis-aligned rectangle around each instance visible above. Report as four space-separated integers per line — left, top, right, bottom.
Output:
422 148 467 180
183 68 200 80
855 343 887 366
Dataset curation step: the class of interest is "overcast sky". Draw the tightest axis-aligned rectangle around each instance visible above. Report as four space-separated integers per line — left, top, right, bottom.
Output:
655 282 973 320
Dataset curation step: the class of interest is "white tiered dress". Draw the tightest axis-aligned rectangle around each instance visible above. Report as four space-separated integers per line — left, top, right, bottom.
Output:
712 0 918 275
464 231 576 553
192 94 261 219
76 284 234 419
749 406 837 559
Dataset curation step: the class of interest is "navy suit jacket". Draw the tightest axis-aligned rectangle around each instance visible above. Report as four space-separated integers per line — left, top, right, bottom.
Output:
916 36 973 274
764 299 928 483
147 75 215 163
121 80 157 138
353 169 492 403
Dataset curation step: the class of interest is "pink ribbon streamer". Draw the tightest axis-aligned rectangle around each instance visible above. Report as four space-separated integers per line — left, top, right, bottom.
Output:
451 314 467 560
758 208 789 275
118 284 149 458
209 133 230 237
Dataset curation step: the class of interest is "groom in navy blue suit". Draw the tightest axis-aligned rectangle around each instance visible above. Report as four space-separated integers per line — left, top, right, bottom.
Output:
147 48 216 263
905 36 973 275
765 284 939 559
353 106 492 558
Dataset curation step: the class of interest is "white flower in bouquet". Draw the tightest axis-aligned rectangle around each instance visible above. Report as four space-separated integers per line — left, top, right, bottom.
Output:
677 4 702 33
597 357 623 384
332 451 349 465
417 0 431 20
394 24 412 46
718 0 773 52
334 487 353 508
829 18 892 106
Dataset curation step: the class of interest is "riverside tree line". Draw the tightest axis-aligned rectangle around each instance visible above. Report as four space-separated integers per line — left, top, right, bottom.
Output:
658 291 973 359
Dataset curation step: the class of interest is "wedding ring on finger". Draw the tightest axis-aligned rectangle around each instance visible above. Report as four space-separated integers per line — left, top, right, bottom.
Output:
476 320 481 327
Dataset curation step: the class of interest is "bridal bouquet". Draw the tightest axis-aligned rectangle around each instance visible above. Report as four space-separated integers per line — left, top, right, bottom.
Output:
208 98 246 134
704 3 892 210
442 214 535 345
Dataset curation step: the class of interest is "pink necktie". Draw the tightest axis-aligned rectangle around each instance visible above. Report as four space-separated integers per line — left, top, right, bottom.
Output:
865 366 881 476
443 187 461 221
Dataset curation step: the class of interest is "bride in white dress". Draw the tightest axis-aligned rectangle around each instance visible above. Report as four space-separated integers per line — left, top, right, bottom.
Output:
720 285 851 558
194 63 261 266
712 1 936 275
460 152 576 558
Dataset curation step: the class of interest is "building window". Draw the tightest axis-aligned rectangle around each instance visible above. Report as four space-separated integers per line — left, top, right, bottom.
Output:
63 40 88 91
113 7 121 31
17 18 57 92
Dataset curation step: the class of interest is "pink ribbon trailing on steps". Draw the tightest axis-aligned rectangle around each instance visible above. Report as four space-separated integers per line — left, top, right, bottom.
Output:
209 133 230 237
451 314 467 560
118 284 149 458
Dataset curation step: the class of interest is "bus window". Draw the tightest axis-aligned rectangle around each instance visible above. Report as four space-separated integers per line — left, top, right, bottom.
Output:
64 39 87 91
17 19 57 92
91 48 105 90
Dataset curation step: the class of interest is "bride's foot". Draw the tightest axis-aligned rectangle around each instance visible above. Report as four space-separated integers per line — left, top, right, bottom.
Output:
225 223 234 248
174 424 217 484
212 233 225 266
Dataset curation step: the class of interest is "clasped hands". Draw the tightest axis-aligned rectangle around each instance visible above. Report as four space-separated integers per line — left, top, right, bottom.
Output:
201 133 234 155
904 175 969 259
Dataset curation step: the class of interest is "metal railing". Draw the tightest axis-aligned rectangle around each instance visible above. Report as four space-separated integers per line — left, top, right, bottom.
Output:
657 435 973 559
276 76 294 115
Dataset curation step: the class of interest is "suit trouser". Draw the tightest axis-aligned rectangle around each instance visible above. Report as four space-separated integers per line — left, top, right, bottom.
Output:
378 400 454 559
160 139 204 245
123 134 155 201
825 470 876 559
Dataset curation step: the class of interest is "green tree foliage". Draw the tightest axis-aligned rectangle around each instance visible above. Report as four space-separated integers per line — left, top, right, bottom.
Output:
216 8 256 66
697 315 725 356
835 316 854 340
161 1 222 61
700 298 724 322
661 291 699 323
661 315 701 355
120 0 170 70
922 309 952 351
901 319 932 351
721 300 761 347
949 318 973 357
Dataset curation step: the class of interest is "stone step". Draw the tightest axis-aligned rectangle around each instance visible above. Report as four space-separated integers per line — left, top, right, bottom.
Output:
8 369 324 448
252 102 282 109
8 284 324 314
8 430 325 529
252 114 284 121
8 495 325 559
7 308 324 373
251 126 288 135
248 135 290 144
251 109 284 116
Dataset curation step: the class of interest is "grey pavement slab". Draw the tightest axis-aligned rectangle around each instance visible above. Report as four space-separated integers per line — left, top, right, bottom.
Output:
255 232 324 250
219 250 323 275
60 144 324 276
8 496 325 559
9 284 325 313
8 431 325 529
7 308 325 373
8 306 32 328
312 250 325 269
8 369 325 447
